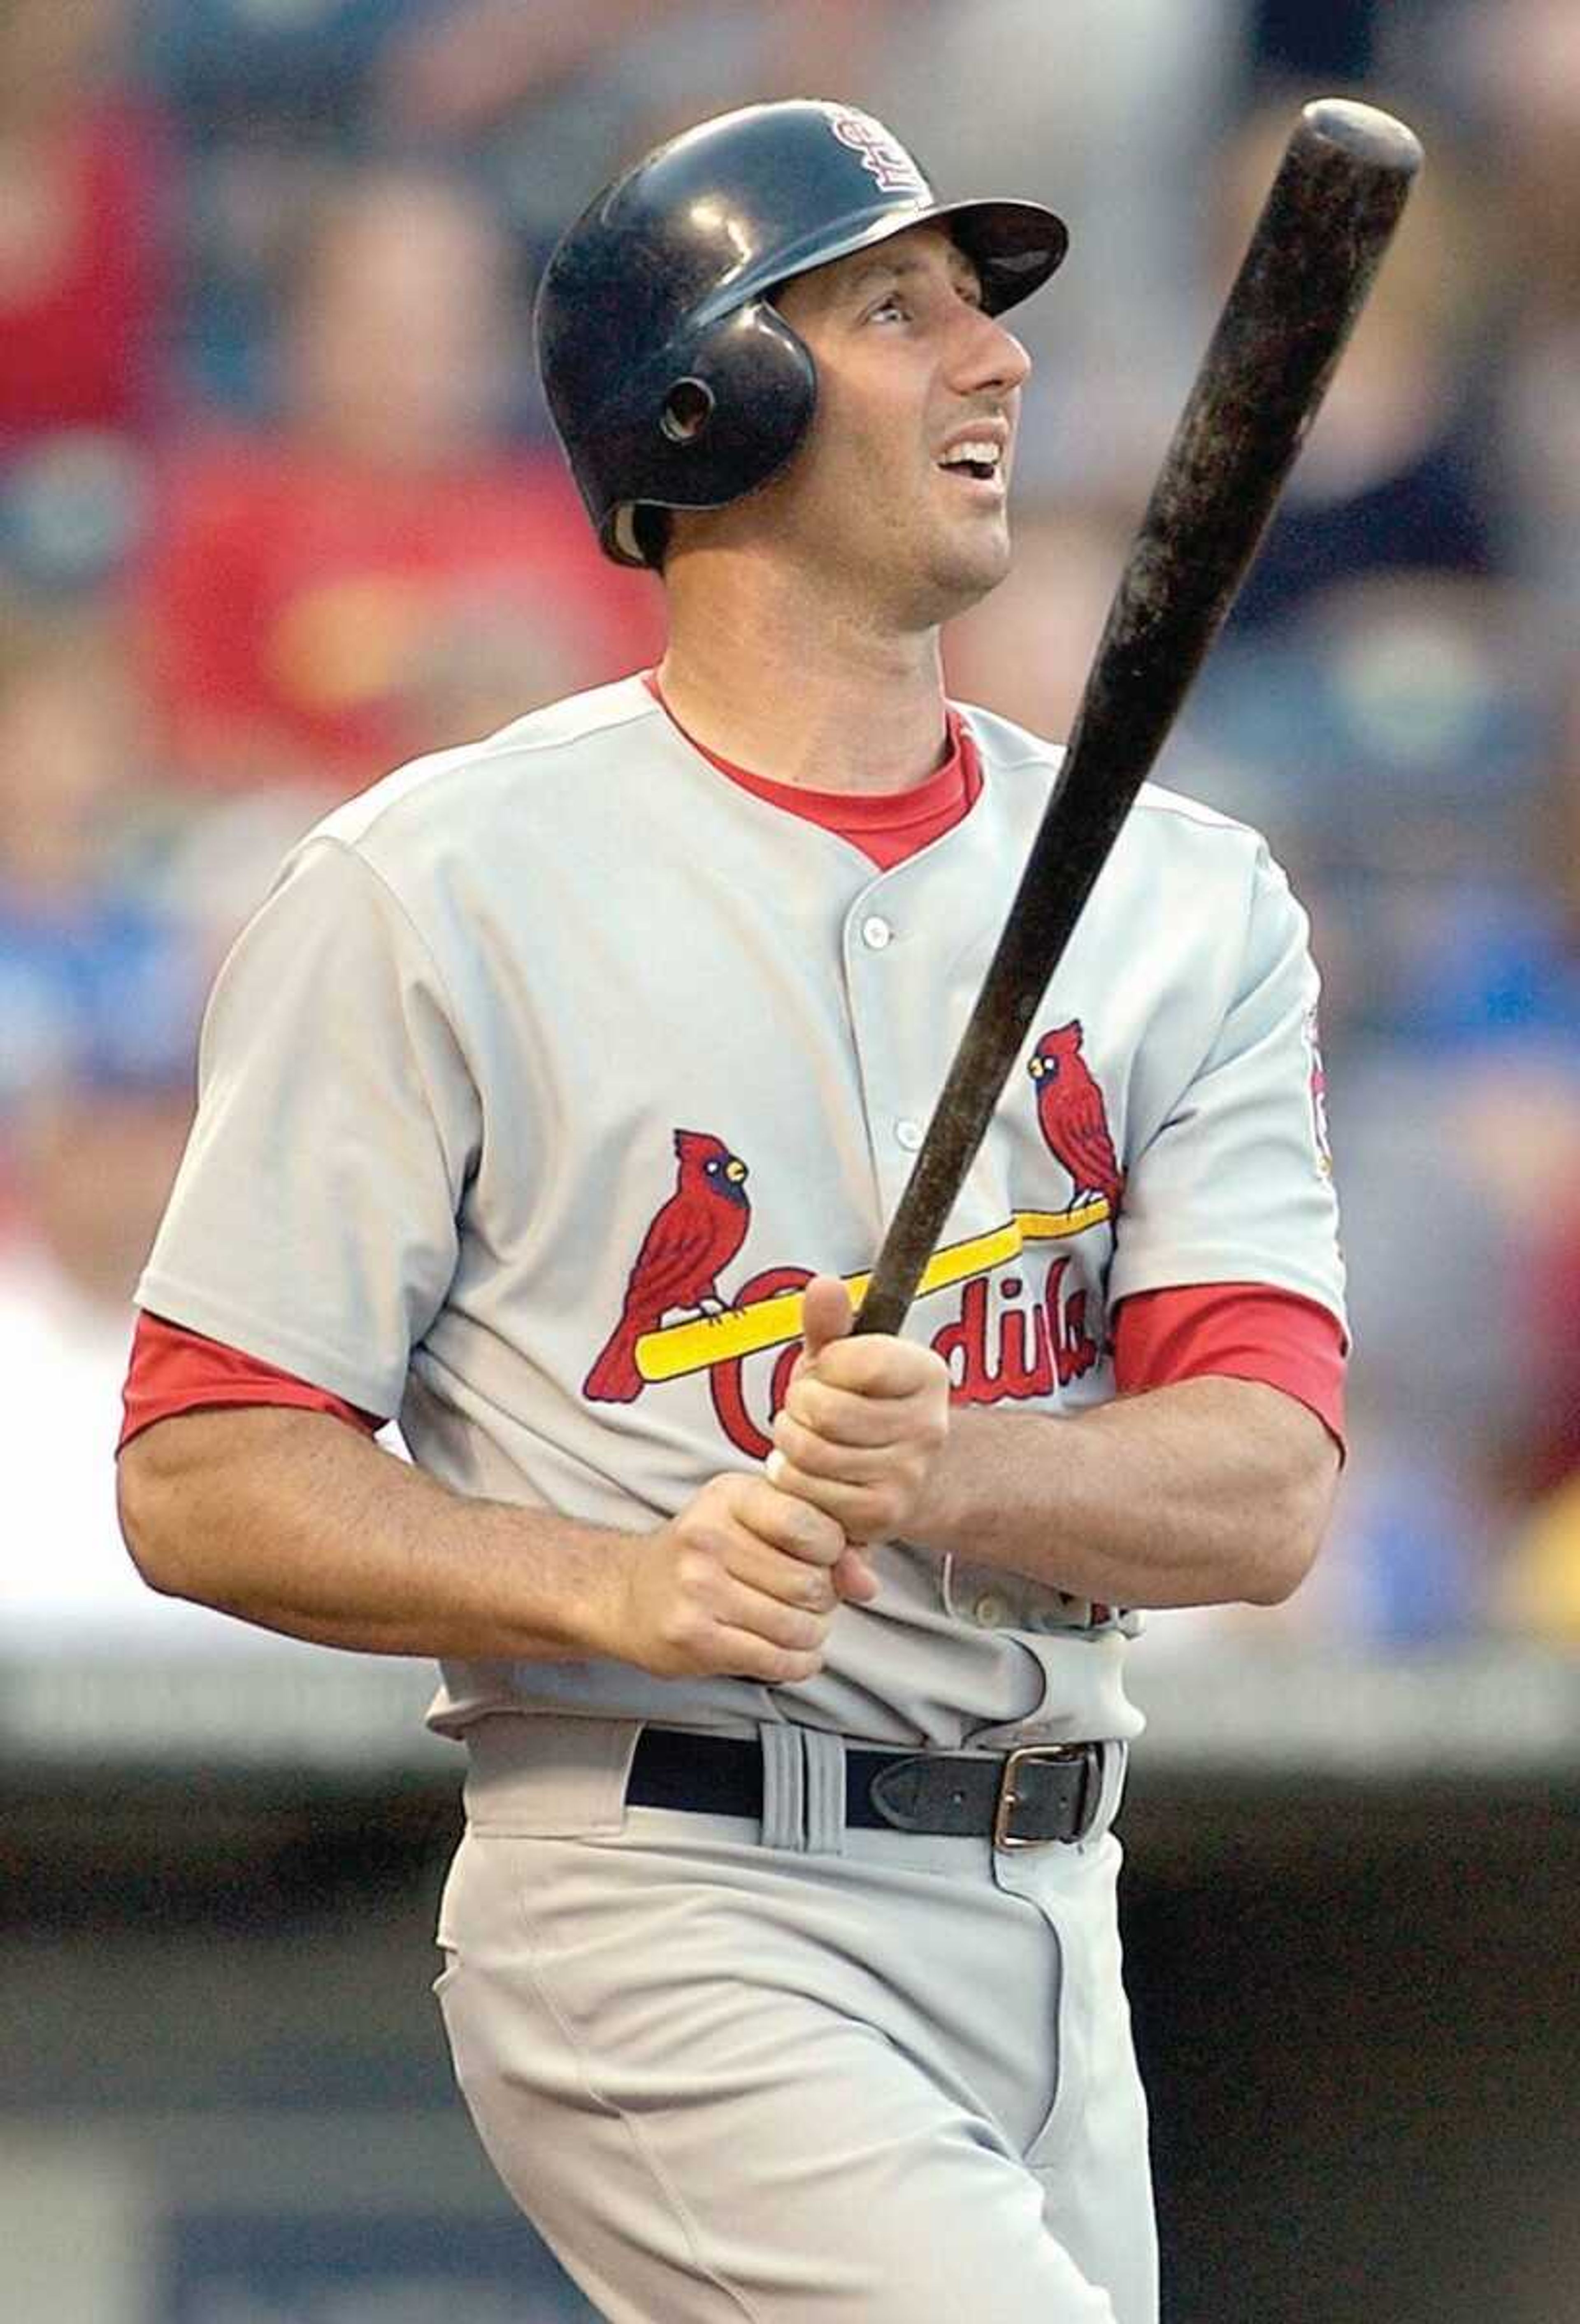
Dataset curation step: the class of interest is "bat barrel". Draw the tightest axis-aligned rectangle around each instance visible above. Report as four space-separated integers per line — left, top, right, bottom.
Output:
1066 97 1422 809
853 100 1421 1339
1299 98 1424 174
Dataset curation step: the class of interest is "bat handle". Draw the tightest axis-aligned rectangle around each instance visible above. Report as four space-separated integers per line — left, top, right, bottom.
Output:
855 1126 973 1337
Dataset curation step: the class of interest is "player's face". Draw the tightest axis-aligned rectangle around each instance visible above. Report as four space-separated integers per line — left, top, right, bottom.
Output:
771 225 1032 624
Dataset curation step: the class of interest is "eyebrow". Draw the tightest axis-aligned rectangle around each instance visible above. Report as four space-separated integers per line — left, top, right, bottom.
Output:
836 251 983 303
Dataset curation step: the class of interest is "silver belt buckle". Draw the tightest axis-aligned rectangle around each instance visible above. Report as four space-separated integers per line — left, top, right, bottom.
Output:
992 1742 1092 1851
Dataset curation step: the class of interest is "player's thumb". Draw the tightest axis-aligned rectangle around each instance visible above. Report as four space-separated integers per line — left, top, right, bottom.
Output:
798 1273 854 1367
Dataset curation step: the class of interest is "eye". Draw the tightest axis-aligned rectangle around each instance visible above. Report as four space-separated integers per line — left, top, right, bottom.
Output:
867 291 909 324
705 1157 720 1173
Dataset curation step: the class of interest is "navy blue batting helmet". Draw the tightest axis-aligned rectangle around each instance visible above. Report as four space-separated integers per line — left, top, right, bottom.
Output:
535 99 1068 568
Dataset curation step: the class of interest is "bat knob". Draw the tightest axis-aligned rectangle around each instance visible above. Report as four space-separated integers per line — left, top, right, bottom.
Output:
1300 98 1424 180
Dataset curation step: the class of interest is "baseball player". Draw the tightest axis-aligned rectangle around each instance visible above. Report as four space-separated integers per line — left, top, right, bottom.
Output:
117 102 1347 2324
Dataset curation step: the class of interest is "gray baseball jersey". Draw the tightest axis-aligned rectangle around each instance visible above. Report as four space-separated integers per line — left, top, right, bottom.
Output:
139 673 1345 1751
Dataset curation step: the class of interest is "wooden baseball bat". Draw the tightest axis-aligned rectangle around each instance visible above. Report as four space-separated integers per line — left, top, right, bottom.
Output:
854 97 1422 1337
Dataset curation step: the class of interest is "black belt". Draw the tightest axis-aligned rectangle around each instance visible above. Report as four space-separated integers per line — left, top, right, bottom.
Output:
627 1726 1104 1849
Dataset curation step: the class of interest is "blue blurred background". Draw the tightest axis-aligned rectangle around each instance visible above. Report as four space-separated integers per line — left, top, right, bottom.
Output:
2 5 1577 2321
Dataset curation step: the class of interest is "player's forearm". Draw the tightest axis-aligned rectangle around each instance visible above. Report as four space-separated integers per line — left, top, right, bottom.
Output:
117 1407 627 1660
911 1377 1339 1609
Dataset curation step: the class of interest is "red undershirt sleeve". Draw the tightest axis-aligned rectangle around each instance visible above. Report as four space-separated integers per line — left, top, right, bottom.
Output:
118 1310 385 1453
1110 1282 1347 1454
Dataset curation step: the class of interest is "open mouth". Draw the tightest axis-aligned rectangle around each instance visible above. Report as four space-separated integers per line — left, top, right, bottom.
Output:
937 441 1004 486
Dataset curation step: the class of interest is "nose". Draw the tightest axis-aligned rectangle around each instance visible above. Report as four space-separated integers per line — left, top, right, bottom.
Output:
948 299 1033 399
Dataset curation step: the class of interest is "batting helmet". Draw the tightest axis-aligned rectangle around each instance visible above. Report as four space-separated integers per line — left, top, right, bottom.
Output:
535 99 1068 568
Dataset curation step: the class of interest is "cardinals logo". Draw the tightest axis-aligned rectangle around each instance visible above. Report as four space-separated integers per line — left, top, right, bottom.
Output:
584 1130 751 1404
1029 1021 1123 1212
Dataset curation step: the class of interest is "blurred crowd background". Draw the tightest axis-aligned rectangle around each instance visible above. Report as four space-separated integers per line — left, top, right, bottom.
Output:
4 0 1580 1658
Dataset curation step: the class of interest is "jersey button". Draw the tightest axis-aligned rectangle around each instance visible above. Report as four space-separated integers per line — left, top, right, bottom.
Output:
895 1118 924 1151
861 914 894 950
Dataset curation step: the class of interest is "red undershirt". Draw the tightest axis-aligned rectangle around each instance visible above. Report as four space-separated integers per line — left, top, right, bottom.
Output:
119 680 1345 1453
644 671 984 870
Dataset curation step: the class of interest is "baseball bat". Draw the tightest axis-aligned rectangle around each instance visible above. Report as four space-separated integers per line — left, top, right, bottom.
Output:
853 97 1422 1337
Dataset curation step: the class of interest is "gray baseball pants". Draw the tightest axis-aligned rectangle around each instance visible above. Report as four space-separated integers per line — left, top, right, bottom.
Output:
435 1714 1157 2324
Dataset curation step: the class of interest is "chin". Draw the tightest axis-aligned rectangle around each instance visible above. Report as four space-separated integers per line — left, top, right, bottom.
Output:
926 532 1013 619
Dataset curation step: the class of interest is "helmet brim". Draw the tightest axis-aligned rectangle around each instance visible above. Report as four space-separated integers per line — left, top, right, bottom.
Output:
936 197 1070 316
690 194 1068 330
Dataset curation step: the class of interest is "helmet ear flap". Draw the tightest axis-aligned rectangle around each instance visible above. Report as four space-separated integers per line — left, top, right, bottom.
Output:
599 302 818 567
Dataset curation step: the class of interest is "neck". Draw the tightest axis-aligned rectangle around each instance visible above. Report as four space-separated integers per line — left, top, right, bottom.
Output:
656 543 950 794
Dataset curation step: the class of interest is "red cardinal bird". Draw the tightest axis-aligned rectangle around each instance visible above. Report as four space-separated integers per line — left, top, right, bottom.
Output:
583 1129 752 1403
1029 1022 1123 1210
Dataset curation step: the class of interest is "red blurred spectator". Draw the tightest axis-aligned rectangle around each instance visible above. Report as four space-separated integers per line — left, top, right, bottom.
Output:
1524 1204 1580 1495
1506 1156 1580 1646
0 0 171 447
1506 663 1580 1502
138 163 660 795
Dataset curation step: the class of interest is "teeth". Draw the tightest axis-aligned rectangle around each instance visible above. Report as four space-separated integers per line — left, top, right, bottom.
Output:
940 441 1001 470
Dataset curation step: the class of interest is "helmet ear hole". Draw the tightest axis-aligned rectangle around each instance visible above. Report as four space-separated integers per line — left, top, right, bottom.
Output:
661 377 716 445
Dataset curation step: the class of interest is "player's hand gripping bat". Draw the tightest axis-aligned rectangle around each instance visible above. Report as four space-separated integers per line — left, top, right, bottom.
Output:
853 97 1423 1338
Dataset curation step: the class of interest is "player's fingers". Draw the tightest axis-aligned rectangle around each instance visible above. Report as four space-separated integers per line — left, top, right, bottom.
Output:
763 1456 871 1539
832 1545 880 1603
716 1577 834 1655
797 1273 855 1366
770 1408 892 1484
800 1330 944 1401
734 1473 849 1565
710 1629 828 1687
724 1531 841 1613
780 1374 918 1449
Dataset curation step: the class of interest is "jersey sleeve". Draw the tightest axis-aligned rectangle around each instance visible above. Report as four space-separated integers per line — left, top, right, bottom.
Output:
118 1310 385 1452
1111 1282 1347 1449
136 835 481 1418
1106 841 1346 1329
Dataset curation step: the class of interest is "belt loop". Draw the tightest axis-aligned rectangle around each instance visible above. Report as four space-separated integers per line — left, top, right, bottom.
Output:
1092 1740 1128 1842
802 1729 846 1857
759 1722 807 1852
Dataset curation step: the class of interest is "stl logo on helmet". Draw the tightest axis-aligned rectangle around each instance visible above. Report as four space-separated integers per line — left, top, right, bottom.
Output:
829 109 929 198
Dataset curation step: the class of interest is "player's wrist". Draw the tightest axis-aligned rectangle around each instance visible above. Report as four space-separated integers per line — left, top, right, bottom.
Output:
903 1409 998 1556
902 1435 966 1554
569 1524 652 1667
